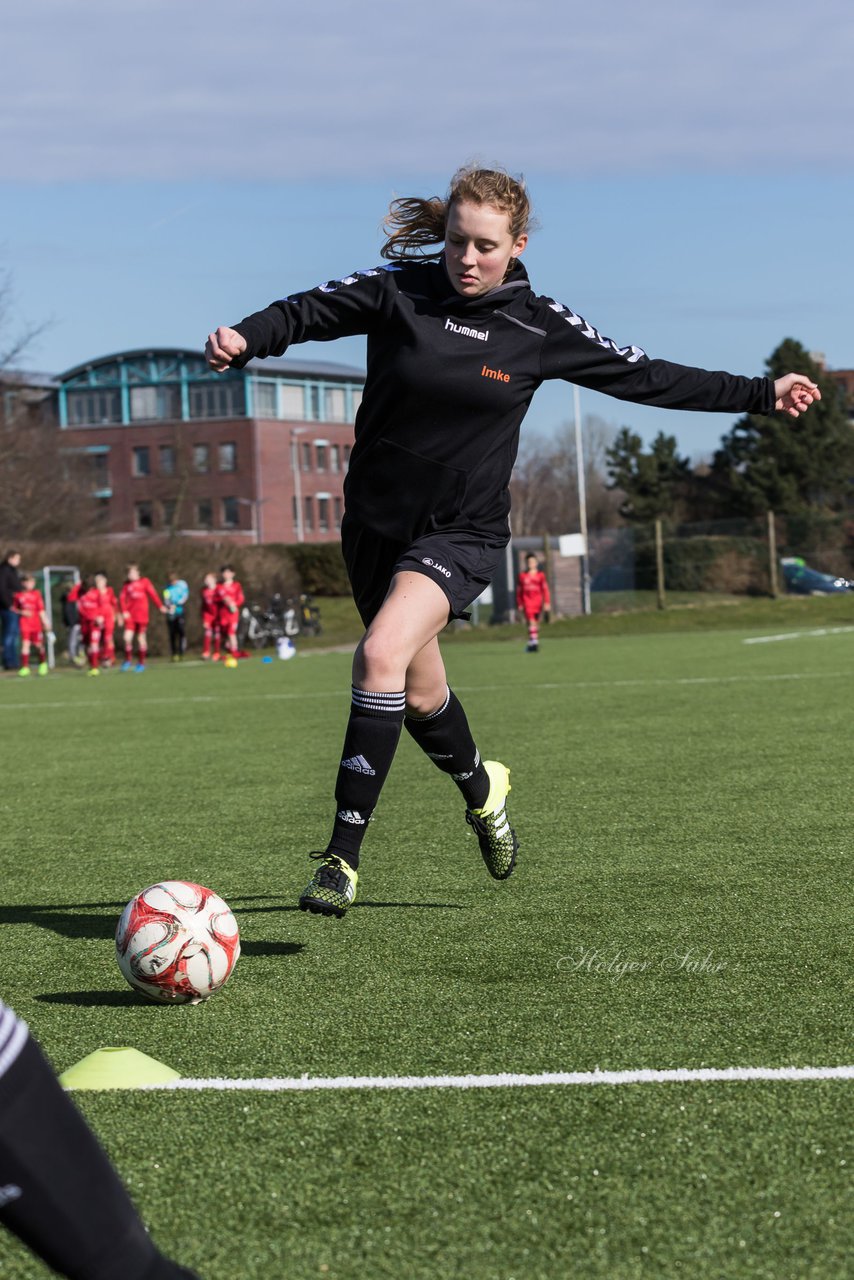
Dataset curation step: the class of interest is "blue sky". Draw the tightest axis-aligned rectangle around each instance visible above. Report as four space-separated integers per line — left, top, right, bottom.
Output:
2 0 852 458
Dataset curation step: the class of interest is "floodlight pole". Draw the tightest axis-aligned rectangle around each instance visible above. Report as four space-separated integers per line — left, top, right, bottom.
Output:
573 385 591 615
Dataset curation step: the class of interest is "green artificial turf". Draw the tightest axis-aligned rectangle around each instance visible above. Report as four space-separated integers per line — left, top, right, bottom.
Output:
0 624 851 1279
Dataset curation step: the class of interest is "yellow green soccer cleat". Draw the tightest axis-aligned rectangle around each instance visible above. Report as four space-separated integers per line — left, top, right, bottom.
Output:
37 662 48 676
465 760 519 880
18 667 31 678
299 853 358 918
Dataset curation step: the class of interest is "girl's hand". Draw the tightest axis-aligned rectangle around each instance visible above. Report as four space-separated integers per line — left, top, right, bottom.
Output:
774 374 821 418
205 327 247 371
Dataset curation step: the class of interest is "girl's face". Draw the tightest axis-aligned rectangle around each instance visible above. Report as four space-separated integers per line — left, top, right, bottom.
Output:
444 200 527 298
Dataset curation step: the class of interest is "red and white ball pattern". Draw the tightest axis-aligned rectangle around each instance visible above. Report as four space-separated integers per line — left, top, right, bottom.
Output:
116 881 240 1004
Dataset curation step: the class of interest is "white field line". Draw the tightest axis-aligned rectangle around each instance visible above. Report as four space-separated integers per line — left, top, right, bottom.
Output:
132 1064 854 1094
1 669 852 713
743 626 854 645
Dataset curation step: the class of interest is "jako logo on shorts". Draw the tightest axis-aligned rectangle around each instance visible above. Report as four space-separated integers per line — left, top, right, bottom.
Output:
422 558 451 578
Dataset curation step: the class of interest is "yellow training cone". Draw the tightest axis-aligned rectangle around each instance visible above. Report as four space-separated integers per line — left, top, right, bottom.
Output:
59 1047 181 1091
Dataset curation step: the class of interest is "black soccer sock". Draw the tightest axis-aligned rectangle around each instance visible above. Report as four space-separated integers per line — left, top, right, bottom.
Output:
0 1031 199 1280
404 686 490 810
326 686 406 868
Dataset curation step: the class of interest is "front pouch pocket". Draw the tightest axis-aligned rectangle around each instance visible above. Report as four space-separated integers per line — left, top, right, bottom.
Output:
346 436 466 542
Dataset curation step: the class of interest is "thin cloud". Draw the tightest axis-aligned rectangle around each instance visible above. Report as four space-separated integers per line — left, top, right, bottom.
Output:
1 0 852 180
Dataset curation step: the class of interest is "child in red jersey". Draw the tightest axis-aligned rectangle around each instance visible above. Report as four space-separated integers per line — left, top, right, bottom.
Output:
119 563 166 672
214 565 245 661
200 572 220 660
516 553 551 652
77 572 119 676
13 574 50 676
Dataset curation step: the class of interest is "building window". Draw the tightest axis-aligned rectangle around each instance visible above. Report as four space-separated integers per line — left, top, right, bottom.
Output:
330 444 341 472
253 381 277 417
159 445 175 475
333 496 342 531
292 494 300 535
325 388 346 421
92 452 109 486
309 386 322 420
301 442 312 472
219 441 237 472
188 381 244 419
303 495 314 532
161 499 177 528
134 501 153 531
222 496 239 528
193 444 210 473
280 384 305 419
343 444 351 467
351 390 363 418
132 446 150 477
197 499 213 528
130 385 180 421
317 496 329 533
67 389 121 426
95 497 110 528
315 444 327 472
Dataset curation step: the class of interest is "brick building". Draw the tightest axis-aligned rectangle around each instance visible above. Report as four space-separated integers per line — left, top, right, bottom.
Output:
51 347 365 543
810 353 854 423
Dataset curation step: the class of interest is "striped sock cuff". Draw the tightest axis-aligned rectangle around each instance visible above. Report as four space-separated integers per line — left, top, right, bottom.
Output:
406 685 450 722
0 1001 29 1080
351 686 406 718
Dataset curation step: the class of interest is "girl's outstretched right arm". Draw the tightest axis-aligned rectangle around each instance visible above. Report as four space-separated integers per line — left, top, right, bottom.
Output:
205 265 397 370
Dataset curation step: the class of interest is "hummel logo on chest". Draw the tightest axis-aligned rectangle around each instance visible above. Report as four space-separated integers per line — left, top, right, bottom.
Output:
481 365 511 383
445 318 488 342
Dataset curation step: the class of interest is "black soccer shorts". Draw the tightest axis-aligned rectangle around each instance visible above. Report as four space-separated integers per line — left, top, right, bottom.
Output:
341 516 507 626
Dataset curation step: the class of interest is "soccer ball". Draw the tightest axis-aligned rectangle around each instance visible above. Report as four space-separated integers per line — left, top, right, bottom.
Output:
116 881 240 1004
224 655 238 669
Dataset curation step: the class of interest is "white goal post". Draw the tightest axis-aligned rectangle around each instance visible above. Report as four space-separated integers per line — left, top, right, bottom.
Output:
42 565 81 669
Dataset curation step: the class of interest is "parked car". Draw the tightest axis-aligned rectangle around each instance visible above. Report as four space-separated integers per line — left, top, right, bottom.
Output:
780 557 853 595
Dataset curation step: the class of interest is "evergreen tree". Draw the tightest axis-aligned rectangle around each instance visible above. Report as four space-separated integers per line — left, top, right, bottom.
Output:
713 339 854 514
605 428 691 522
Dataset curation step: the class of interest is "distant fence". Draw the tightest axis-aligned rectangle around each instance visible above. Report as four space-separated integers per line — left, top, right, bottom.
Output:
497 514 853 619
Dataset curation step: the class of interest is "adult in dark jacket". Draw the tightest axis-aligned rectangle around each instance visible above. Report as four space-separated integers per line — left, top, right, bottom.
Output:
0 551 22 671
205 165 820 920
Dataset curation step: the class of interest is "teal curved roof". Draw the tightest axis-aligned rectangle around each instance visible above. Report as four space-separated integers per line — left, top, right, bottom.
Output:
59 347 364 386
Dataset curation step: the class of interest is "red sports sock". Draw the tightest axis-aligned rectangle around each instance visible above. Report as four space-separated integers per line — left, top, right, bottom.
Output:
137 645 147 665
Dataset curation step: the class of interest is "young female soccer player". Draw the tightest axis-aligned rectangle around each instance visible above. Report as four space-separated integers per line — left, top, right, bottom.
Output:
516 552 551 652
205 165 820 919
119 564 166 672
77 572 119 676
13 573 50 676
213 565 245 662
200 572 219 659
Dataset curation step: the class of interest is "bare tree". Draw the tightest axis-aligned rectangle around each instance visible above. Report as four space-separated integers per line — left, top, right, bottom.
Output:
511 414 622 535
0 268 97 540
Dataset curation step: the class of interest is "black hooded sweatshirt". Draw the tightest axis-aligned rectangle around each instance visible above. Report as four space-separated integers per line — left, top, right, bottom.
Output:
231 260 775 544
